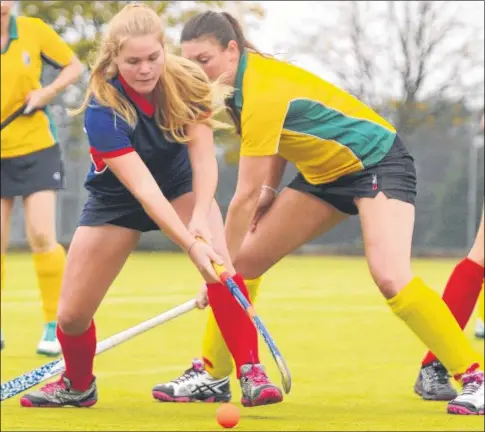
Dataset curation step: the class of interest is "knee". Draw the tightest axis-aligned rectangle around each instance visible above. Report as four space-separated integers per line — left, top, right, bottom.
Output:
57 308 91 335
468 248 484 267
233 253 264 280
28 229 56 253
370 266 413 299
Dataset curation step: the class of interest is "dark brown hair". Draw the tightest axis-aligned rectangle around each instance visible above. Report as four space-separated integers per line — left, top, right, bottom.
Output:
180 11 261 54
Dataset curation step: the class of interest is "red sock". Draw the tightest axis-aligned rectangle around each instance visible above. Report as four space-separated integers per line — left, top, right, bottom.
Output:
57 320 97 391
207 273 259 378
422 258 484 366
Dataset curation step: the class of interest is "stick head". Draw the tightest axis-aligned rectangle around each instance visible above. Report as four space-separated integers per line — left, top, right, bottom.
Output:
276 356 292 394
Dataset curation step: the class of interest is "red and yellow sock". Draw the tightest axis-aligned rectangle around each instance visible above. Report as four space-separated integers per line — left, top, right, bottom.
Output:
388 277 483 377
202 277 262 379
207 274 259 378
422 258 484 366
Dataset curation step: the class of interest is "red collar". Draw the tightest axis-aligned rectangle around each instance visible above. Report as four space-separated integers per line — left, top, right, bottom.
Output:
118 74 155 117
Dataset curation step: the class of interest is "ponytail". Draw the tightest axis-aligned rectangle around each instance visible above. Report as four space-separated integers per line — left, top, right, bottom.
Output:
220 12 263 55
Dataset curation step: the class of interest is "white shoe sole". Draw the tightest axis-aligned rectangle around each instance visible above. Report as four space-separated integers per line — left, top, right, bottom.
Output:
36 340 61 357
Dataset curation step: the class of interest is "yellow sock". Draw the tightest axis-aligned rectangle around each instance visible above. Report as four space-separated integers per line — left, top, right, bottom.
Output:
478 286 484 322
33 244 66 323
202 276 262 378
1 254 5 294
388 277 484 377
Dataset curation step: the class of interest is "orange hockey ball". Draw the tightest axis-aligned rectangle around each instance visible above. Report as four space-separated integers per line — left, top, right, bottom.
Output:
216 403 240 429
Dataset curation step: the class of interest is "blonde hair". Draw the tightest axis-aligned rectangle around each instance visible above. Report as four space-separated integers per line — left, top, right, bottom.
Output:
70 3 231 143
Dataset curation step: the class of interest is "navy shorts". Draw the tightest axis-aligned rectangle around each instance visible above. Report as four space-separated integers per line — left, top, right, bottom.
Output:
79 169 192 233
287 135 417 215
1 144 65 198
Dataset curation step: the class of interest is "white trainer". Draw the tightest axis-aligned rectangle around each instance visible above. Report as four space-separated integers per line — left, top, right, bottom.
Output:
447 365 484 415
36 321 61 357
152 358 231 403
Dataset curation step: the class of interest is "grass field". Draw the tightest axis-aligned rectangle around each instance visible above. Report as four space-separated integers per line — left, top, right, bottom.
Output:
1 252 483 431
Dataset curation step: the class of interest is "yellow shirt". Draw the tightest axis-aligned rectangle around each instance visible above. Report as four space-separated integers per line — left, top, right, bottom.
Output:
230 51 397 184
1 16 74 158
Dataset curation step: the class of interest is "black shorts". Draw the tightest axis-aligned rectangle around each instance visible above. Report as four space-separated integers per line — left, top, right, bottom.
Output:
78 170 193 233
0 144 65 198
287 135 417 215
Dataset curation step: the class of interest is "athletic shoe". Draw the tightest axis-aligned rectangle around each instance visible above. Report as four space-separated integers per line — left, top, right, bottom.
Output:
414 360 457 401
152 359 231 403
447 364 484 415
20 375 97 408
239 364 283 407
475 319 484 339
36 321 61 357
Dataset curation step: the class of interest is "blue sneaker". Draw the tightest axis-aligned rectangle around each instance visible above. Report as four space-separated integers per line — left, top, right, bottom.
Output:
36 321 61 357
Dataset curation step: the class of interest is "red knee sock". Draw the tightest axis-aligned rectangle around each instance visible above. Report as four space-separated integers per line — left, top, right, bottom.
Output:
57 320 97 391
207 273 259 378
422 258 484 366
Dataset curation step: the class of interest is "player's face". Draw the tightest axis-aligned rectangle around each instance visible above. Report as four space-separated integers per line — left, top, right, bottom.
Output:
116 34 165 96
0 1 14 30
181 37 239 84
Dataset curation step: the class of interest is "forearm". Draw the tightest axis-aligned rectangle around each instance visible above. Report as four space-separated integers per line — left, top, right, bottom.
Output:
192 155 218 217
225 194 260 259
47 59 83 95
138 190 195 252
264 154 287 190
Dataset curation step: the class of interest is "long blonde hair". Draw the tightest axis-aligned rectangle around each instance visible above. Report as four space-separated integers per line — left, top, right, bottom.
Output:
70 3 231 143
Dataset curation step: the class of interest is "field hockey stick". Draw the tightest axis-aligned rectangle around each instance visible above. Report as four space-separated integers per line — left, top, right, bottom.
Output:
1 299 197 402
0 103 40 130
209 259 292 394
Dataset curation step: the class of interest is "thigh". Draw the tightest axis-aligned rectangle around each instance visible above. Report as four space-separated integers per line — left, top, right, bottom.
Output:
355 192 414 298
235 187 348 280
468 206 484 266
170 192 236 275
23 190 57 250
0 198 14 254
58 224 140 333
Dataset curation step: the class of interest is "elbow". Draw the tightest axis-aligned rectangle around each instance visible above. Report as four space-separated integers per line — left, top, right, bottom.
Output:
230 188 260 210
70 57 84 81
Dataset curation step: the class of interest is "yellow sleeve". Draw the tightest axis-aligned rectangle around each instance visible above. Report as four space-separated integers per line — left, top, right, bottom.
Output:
239 97 288 157
34 18 74 68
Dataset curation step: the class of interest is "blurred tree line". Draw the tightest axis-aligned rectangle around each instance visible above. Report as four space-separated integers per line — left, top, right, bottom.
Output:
11 1 483 254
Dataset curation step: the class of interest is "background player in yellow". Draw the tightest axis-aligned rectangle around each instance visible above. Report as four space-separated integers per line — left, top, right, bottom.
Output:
153 11 484 416
0 0 83 355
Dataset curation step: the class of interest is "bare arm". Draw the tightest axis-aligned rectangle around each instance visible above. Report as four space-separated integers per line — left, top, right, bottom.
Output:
225 155 274 259
263 154 287 192
47 56 84 96
104 152 196 252
186 123 218 218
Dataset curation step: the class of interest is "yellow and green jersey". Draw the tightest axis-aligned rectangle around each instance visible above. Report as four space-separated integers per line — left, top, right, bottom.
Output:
1 16 74 159
230 51 397 184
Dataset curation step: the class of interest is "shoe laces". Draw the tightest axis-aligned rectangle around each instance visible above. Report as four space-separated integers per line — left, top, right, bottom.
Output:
173 360 205 384
42 377 68 394
243 365 269 386
461 369 484 396
430 361 451 386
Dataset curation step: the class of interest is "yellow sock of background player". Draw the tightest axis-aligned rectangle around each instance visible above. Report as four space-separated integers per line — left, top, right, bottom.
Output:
389 277 484 378
202 276 262 378
32 244 66 323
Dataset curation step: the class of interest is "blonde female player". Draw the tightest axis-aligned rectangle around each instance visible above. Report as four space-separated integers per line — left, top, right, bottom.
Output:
413 114 484 401
19 4 282 408
154 11 484 416
1 0 83 356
